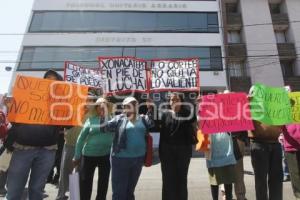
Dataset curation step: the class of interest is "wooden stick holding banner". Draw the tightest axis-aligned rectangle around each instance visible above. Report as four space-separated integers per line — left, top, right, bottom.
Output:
98 57 148 95
149 58 200 92
8 75 88 126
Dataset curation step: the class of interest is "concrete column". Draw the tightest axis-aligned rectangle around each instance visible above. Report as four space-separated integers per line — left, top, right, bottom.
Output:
285 0 300 75
240 0 284 87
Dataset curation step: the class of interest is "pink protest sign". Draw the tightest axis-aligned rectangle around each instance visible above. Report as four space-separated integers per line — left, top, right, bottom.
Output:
199 93 254 134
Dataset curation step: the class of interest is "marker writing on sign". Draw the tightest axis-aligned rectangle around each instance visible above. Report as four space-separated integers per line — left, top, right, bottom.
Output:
100 58 147 92
151 59 198 89
65 63 103 88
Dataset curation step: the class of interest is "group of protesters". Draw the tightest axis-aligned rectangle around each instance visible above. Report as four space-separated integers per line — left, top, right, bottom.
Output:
0 69 299 200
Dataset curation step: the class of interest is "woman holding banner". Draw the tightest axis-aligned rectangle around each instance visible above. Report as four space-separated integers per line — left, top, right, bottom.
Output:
73 97 114 200
55 92 96 200
157 92 197 200
248 121 283 200
104 96 154 200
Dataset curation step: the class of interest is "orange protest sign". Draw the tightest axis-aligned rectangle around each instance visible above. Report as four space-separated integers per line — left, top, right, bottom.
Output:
195 130 210 152
8 75 88 126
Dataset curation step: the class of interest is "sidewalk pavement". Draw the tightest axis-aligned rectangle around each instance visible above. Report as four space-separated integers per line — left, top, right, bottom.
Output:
38 156 294 200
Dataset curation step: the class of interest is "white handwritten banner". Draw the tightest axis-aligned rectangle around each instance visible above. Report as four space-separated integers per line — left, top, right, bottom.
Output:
98 57 148 94
64 62 104 88
150 58 200 92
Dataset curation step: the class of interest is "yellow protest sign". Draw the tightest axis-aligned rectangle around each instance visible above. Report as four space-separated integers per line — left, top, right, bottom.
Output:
289 92 300 123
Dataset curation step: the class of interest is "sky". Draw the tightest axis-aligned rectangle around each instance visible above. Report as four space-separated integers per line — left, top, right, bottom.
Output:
0 0 34 94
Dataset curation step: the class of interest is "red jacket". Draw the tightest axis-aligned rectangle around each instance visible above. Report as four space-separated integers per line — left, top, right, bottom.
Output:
0 111 8 139
282 125 300 152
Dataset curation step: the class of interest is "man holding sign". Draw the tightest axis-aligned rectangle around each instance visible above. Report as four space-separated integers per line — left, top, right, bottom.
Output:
5 70 64 200
248 84 287 200
5 71 88 200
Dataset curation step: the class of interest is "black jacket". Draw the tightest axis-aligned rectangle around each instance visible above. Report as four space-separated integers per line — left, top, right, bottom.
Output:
158 106 197 146
5 123 60 148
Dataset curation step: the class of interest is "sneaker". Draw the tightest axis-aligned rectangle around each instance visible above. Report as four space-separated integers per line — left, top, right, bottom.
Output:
221 191 226 200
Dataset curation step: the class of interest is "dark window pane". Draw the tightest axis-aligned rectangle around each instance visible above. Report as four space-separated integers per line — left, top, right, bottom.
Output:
19 48 35 70
31 47 58 69
18 47 222 71
123 48 136 57
189 47 210 69
125 13 156 31
157 47 189 58
94 12 125 31
188 13 207 32
157 13 188 31
136 47 157 59
41 12 63 31
29 11 219 33
61 12 94 31
30 13 44 32
207 13 219 32
210 47 222 69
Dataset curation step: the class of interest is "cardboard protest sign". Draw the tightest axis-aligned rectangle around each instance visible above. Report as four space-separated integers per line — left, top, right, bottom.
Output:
150 58 200 92
199 93 254 134
98 57 148 94
288 92 300 123
8 75 88 126
250 84 292 125
64 62 104 89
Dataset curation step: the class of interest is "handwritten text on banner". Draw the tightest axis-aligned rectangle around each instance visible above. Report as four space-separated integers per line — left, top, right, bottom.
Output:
250 84 292 125
8 75 88 126
150 58 200 92
98 57 148 94
199 93 254 134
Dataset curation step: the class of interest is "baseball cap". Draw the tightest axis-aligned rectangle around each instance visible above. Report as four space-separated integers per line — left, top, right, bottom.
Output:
122 97 138 106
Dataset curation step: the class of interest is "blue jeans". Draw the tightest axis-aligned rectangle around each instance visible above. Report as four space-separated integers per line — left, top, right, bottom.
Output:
5 148 56 200
111 156 144 200
281 144 289 177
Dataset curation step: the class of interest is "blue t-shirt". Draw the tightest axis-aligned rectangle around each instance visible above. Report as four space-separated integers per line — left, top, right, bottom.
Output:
115 117 147 158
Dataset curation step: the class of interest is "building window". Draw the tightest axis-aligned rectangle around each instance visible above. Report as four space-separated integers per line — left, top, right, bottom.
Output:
29 11 219 33
227 31 241 43
18 46 222 71
275 31 287 43
228 62 247 77
281 60 295 77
